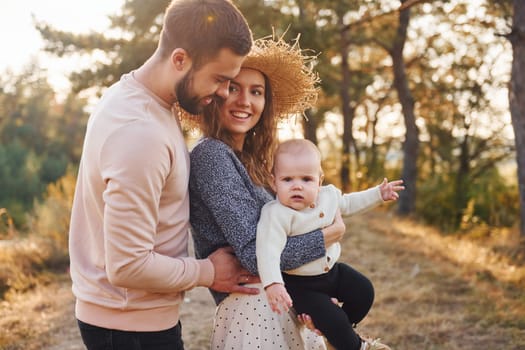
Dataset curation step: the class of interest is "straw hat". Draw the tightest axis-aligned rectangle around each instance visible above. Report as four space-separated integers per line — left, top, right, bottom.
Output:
241 34 319 119
176 33 319 124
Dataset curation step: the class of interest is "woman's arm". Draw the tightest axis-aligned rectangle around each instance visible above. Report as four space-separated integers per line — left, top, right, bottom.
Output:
280 211 345 270
190 140 269 274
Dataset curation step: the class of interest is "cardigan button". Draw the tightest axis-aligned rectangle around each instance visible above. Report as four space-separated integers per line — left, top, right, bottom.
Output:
319 212 324 218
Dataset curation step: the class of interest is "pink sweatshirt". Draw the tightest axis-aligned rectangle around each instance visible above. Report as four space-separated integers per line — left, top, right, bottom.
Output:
68 72 214 331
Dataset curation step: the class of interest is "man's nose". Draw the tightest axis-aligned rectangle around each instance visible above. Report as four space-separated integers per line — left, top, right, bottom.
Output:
215 81 231 99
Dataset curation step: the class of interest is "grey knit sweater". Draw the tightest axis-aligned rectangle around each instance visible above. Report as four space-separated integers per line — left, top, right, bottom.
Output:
189 137 326 304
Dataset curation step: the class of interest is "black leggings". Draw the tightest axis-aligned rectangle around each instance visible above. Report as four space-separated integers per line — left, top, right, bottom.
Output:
283 262 374 350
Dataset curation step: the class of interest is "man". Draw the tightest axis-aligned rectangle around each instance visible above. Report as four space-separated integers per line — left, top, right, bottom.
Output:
68 1 257 349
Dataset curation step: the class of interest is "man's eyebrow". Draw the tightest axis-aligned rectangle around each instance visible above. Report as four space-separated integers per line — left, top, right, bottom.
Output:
217 74 235 81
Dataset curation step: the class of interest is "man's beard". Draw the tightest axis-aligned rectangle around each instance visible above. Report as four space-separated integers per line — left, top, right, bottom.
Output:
176 70 204 115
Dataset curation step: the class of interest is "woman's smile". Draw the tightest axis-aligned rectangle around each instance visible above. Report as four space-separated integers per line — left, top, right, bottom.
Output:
230 110 251 120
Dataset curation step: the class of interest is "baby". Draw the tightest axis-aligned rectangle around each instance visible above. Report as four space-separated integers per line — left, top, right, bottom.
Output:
256 138 403 350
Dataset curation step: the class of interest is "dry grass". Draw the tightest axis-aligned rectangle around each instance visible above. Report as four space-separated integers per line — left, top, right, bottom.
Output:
0 210 524 349
345 210 525 350
0 237 65 299
0 273 77 350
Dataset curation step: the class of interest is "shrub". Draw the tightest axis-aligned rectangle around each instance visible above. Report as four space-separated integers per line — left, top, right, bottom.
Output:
28 168 76 252
0 169 76 300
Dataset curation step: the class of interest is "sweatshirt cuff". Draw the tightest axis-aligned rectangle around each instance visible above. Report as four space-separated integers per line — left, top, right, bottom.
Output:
196 259 215 287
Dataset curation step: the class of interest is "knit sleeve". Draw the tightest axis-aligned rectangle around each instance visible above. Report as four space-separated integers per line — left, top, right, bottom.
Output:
190 140 263 274
281 230 325 271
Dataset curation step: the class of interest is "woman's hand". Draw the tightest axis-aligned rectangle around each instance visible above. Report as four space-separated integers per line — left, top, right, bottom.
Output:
265 283 293 314
321 210 346 248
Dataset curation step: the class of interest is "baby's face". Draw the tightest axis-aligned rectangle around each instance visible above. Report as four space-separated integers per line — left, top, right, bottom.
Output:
272 153 321 211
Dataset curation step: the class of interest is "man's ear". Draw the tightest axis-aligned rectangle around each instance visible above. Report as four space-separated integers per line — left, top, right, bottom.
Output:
171 48 191 71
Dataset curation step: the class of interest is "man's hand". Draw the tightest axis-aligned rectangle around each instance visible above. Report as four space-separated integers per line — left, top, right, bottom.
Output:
378 178 404 202
208 246 260 294
265 283 292 314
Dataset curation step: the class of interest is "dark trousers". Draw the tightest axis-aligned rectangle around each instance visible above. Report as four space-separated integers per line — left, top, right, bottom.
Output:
77 319 184 350
283 262 374 350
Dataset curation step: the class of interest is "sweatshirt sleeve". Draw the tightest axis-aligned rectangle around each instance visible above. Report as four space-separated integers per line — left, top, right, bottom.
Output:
100 121 212 292
256 203 289 287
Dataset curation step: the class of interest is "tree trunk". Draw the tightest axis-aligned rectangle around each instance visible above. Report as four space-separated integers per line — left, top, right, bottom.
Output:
455 134 471 228
509 0 525 236
391 1 419 216
339 20 354 192
296 1 318 146
302 109 318 145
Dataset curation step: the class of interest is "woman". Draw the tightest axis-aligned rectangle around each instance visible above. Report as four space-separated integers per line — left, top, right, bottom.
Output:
186 36 345 349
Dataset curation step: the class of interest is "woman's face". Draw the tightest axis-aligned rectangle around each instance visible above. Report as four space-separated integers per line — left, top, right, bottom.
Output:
218 68 266 149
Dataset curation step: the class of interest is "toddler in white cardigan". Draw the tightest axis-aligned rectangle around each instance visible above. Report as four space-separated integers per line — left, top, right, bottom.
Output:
256 138 403 350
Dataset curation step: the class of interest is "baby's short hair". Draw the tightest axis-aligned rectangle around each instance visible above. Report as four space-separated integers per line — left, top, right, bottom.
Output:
273 138 322 173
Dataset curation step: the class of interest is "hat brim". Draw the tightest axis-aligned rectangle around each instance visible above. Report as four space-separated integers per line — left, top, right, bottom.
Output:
241 36 319 119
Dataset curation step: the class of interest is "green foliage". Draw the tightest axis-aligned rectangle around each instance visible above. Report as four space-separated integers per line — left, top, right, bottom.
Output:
0 66 89 229
417 175 462 232
417 166 519 232
467 169 519 229
0 143 43 226
39 153 68 184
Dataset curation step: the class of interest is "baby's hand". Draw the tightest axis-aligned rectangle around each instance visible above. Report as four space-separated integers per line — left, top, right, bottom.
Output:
265 283 292 314
379 178 404 201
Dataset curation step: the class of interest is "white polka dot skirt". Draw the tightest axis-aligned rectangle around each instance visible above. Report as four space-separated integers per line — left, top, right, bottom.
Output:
210 283 326 350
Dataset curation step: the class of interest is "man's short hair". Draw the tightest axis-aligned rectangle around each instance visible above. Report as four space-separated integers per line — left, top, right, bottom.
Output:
159 0 252 68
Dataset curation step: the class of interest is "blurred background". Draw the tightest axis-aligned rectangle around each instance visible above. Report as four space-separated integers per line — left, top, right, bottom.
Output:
0 1 524 349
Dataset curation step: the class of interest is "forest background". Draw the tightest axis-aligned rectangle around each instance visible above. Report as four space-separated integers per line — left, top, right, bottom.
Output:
0 0 524 348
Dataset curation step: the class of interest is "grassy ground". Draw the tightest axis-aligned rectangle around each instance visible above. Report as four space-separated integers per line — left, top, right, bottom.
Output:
0 210 524 349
